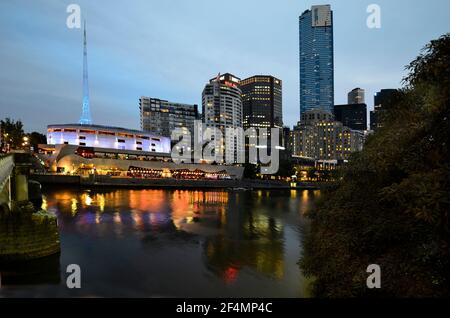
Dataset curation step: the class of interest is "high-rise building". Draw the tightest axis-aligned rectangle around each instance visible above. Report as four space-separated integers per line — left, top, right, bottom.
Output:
334 103 367 131
139 97 198 137
202 73 243 163
299 5 334 116
79 21 92 125
348 88 365 104
239 75 283 131
370 89 397 131
239 75 283 153
292 109 364 160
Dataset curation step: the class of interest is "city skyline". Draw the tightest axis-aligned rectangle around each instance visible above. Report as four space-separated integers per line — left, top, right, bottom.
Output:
1 0 450 133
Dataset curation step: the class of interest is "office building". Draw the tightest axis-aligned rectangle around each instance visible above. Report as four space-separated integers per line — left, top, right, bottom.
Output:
334 103 367 131
348 88 365 104
139 97 198 137
370 89 397 131
240 75 283 152
292 109 364 160
240 75 283 131
299 5 334 116
202 73 243 163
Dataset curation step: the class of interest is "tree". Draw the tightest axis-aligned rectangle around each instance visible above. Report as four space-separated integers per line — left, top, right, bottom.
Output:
275 156 294 178
300 34 450 297
28 132 47 151
243 163 258 179
0 118 25 151
306 168 317 181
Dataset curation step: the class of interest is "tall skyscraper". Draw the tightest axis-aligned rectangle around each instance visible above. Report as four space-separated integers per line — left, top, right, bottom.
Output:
79 21 92 125
239 75 283 131
348 88 365 104
139 97 198 137
299 5 334 116
202 73 243 163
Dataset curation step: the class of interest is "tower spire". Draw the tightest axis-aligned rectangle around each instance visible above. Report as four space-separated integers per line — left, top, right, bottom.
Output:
79 20 92 125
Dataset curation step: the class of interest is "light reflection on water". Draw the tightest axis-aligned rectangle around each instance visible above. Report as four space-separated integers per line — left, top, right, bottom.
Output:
0 188 318 298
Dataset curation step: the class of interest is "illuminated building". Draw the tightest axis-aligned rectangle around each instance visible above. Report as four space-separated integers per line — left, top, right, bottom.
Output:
46 124 171 153
239 75 283 152
240 75 282 131
292 109 364 160
139 97 198 137
202 73 243 163
37 144 244 179
299 5 334 116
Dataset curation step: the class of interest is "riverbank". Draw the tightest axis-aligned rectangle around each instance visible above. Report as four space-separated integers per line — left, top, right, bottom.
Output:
30 173 321 190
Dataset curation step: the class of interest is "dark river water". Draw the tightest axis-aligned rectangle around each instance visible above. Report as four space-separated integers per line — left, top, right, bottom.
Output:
0 188 319 298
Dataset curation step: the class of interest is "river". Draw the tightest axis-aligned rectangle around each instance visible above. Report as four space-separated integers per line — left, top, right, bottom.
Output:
0 188 319 297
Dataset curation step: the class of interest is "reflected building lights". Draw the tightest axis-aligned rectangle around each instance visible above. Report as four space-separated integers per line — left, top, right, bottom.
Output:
41 197 48 211
97 194 105 212
71 198 78 216
82 193 92 206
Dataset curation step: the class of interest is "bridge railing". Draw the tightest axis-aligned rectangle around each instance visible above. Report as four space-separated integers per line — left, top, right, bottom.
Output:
0 154 14 192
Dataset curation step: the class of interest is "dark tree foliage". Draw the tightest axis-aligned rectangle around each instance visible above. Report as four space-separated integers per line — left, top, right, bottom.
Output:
243 163 258 179
300 34 450 297
29 131 47 151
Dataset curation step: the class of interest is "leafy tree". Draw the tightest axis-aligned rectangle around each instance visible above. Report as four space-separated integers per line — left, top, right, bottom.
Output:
275 156 295 178
243 163 258 179
300 34 450 297
306 168 317 181
28 132 47 151
0 118 25 151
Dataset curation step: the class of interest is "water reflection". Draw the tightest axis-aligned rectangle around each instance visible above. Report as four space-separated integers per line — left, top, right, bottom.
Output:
1 188 317 297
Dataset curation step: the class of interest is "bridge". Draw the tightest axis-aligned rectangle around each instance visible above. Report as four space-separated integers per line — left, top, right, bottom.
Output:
0 153 60 262
0 153 31 213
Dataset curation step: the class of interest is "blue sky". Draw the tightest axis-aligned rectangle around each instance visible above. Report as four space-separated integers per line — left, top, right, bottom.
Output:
1 0 449 133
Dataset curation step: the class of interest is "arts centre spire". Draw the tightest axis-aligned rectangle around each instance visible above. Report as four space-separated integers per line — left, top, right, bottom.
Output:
79 20 92 125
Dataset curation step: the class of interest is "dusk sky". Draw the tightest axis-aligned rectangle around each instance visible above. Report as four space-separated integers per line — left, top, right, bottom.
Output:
1 0 449 133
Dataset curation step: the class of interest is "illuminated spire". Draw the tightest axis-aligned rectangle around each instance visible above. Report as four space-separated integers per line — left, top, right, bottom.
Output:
79 20 92 125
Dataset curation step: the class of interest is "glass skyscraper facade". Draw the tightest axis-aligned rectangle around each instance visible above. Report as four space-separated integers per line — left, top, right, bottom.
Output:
299 5 334 116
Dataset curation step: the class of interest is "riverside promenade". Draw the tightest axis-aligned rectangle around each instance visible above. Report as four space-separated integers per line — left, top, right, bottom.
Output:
30 173 320 190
